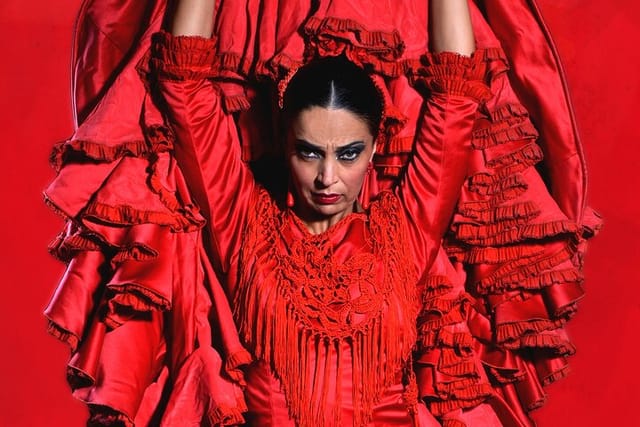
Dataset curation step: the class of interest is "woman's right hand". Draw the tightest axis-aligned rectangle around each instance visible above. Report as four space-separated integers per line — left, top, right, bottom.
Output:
172 0 216 37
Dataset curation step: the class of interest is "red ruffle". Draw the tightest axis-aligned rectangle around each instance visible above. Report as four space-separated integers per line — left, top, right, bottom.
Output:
46 220 250 424
45 1 602 426
445 244 545 265
158 347 248 426
415 252 495 418
471 104 538 150
46 44 205 233
407 51 494 103
413 48 598 423
45 21 249 425
303 16 407 77
149 31 219 80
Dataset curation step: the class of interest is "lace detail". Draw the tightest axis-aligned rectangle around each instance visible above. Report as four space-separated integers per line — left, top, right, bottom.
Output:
235 190 418 427
281 238 383 337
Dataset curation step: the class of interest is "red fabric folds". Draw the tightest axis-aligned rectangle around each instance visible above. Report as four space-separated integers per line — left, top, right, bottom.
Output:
44 0 600 426
44 2 249 424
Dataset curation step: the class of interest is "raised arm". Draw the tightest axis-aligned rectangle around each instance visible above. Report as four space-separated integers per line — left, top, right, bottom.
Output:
396 0 489 274
154 0 256 274
172 0 215 37
430 0 475 55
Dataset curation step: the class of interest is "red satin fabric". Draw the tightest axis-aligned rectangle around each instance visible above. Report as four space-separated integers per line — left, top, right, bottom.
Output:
243 358 442 427
42 1 600 426
153 32 490 426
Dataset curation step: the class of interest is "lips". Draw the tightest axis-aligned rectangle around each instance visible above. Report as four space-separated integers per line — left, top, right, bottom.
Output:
312 193 342 204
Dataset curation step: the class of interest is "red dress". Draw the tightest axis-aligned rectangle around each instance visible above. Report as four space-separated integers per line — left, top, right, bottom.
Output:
43 1 601 426
152 31 498 427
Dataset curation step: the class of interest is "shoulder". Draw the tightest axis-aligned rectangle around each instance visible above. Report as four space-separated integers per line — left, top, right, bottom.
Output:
368 190 408 237
369 190 402 218
245 186 285 230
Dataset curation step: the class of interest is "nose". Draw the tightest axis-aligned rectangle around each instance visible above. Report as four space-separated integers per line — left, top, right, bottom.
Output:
315 158 338 188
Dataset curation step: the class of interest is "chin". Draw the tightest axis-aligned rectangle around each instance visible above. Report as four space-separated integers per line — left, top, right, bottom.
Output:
310 201 352 218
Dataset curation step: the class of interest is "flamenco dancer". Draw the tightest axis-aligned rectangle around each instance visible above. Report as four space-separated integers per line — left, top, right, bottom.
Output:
43 0 600 425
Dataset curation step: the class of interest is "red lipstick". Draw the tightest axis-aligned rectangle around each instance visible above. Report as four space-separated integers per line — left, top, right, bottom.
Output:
312 193 341 204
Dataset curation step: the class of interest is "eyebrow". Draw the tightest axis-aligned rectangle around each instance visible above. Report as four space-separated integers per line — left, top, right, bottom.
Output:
294 139 366 153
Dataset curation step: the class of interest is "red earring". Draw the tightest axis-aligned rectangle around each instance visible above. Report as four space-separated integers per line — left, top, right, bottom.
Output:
286 187 295 208
359 162 376 210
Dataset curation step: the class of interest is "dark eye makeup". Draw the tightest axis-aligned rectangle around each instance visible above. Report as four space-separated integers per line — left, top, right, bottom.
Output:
294 140 366 162
336 142 365 162
294 141 323 160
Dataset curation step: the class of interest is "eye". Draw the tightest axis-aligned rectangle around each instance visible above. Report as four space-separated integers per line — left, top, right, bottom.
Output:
337 147 363 162
295 146 321 160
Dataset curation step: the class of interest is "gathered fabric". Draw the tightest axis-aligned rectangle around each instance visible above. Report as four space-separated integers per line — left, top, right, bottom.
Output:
236 190 420 427
43 1 600 426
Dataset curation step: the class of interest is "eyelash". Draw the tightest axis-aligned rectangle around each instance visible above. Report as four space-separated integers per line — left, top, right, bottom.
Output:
337 148 362 162
297 148 321 160
295 147 363 162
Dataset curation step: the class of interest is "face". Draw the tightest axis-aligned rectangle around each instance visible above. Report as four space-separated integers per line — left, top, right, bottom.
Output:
287 106 376 225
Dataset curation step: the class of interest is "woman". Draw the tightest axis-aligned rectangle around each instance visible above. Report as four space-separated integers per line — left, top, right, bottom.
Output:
43 0 600 425
150 0 489 425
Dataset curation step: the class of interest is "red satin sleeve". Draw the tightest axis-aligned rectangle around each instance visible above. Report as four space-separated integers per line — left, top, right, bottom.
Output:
395 51 491 276
152 31 257 275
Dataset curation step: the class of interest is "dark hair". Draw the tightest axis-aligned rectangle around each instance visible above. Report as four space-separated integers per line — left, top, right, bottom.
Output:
282 55 384 137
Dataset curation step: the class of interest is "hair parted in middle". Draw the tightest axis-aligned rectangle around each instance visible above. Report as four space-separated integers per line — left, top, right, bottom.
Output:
281 55 385 139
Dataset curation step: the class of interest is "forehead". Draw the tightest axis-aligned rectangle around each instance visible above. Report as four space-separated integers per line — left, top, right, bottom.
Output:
291 107 373 146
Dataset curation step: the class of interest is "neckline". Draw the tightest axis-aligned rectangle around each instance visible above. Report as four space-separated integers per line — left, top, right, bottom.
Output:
286 208 367 239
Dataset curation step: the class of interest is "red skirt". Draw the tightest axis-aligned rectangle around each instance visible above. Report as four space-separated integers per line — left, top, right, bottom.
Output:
43 1 601 425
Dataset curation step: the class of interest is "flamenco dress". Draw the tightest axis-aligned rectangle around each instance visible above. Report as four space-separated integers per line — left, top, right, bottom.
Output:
43 1 601 426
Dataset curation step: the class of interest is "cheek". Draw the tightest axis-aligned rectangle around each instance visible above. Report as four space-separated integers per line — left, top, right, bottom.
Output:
288 158 314 187
288 156 370 195
343 164 369 194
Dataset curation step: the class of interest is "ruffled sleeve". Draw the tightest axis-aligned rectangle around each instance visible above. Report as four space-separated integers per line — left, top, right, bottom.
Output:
152 31 258 279
151 31 219 79
408 18 601 425
43 15 250 424
396 50 492 277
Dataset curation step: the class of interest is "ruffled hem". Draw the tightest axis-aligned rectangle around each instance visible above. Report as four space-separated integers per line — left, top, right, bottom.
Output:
48 222 159 265
50 139 149 172
45 7 251 427
415 260 494 417
476 243 577 292
415 263 580 419
150 31 218 80
45 2 601 426
83 200 203 233
255 52 304 81
407 50 493 103
46 118 204 233
45 222 174 351
224 349 253 385
414 65 597 421
208 404 247 426
458 200 540 224
445 243 545 265
426 383 495 417
104 284 171 328
454 219 579 246
47 319 80 352
222 93 251 113
88 405 134 427
471 104 538 149
303 16 407 77
158 347 249 426
217 51 250 77
46 221 249 425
